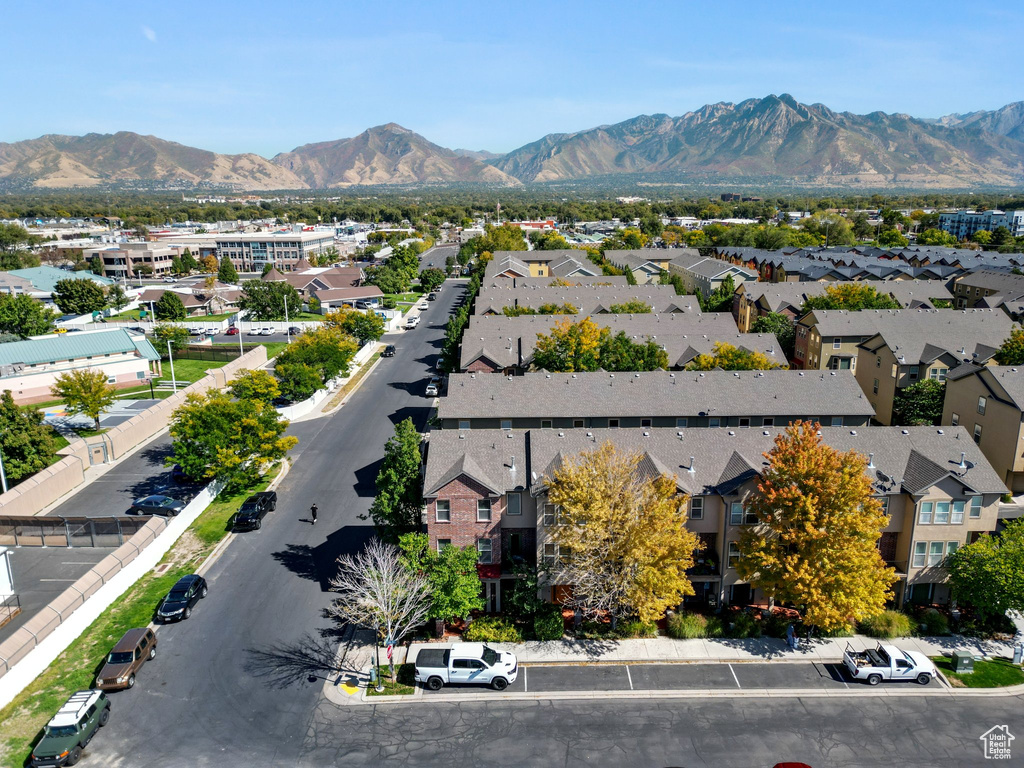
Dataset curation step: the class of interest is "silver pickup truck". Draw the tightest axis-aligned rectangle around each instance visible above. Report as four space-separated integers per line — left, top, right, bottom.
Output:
843 642 937 685
414 643 518 691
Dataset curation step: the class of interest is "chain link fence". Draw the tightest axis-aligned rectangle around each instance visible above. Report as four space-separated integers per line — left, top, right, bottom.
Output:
0 516 150 548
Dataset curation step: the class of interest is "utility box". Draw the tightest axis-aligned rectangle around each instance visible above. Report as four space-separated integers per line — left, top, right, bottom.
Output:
951 651 975 673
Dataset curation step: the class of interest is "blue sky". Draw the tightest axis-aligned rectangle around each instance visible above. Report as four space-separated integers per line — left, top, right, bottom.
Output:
5 1 1022 156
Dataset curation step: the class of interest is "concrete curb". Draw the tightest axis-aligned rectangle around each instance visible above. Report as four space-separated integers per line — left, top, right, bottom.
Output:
320 354 385 417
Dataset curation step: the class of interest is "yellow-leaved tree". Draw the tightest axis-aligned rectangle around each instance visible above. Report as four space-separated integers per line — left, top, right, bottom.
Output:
532 316 604 372
545 442 700 625
736 421 896 632
685 341 783 371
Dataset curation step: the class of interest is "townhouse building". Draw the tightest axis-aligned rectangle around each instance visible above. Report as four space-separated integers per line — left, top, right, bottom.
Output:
667 251 757 298
484 250 589 279
793 309 891 371
474 284 696 316
951 269 1024 312
436 369 875 431
603 249 677 284
459 313 784 374
421 426 1005 612
942 365 1024 492
854 310 1013 425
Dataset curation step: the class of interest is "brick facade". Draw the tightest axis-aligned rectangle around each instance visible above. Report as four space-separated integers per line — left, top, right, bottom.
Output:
465 357 501 374
427 475 504 566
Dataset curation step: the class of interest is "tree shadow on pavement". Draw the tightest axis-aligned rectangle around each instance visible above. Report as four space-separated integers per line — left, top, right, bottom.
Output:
244 631 348 689
353 459 383 498
270 526 376 591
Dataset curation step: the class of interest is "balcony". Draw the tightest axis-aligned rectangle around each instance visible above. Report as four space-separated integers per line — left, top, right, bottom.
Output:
688 553 720 577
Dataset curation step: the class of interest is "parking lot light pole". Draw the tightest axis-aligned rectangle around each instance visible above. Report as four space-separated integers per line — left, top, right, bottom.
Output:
0 447 8 494
167 340 177 393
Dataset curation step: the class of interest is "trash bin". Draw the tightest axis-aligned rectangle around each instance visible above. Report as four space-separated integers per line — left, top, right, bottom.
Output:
951 651 975 673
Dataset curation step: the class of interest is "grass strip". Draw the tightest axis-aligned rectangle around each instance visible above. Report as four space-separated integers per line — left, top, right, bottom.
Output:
366 664 415 696
932 656 1024 688
324 352 381 412
0 470 276 765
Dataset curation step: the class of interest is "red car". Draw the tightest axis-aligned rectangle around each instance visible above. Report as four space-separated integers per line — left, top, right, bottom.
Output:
225 326 239 335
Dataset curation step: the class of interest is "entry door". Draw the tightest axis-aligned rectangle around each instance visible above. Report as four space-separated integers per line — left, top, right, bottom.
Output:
482 581 500 613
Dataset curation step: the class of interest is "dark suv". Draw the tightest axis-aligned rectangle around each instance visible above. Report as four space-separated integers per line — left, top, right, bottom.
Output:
382 344 396 357
156 574 208 622
30 689 110 766
234 491 277 531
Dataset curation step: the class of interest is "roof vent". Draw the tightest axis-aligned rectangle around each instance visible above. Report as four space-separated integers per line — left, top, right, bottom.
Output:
634 373 641 378
558 431 565 438
687 457 695 473
642 431 650 437
937 429 944 435
459 434 465 439
762 430 770 436
728 431 735 436
902 429 909 435
734 372 740 377
669 373 675 378
546 373 551 378
586 432 593 437
850 430 857 436
798 372 804 376
958 451 967 469
571 374 577 378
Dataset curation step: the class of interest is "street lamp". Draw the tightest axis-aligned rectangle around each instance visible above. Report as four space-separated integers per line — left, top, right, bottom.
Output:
166 340 178 393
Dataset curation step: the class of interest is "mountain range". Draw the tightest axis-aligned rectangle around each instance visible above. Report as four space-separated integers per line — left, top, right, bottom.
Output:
2 95 1023 190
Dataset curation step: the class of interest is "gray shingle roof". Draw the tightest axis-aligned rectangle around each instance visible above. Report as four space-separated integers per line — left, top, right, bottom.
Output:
857 309 1013 365
438 369 874 420
473 284 694 316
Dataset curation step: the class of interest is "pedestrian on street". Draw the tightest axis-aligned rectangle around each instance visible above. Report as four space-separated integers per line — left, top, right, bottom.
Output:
310 503 318 525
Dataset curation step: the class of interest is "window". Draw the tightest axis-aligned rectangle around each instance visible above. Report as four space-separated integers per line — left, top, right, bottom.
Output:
506 493 521 516
500 420 512 431
891 364 898 379
762 417 774 427
573 419 584 428
608 419 619 429
970 496 982 518
541 420 553 430
830 416 843 427
543 504 557 526
559 544 572 564
690 497 703 519
912 541 927 568
977 396 987 415
877 496 889 515
929 368 947 383
951 501 965 525
435 500 450 523
951 412 959 426
641 418 652 428
730 501 756 525
833 337 841 349
928 541 945 566
918 501 933 524
909 365 919 381
458 420 470 431
876 356 881 368
676 418 688 428
872 378 879 395
709 417 721 428
738 417 750 428
476 499 492 522
476 538 492 564
934 501 950 524
946 541 959 558
543 543 556 566
136 371 146 379
437 538 451 552
974 423 983 443
727 542 741 568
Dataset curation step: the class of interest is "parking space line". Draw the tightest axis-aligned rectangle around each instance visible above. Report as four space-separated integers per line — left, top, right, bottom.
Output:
625 666 634 690
728 664 741 688
523 667 528 692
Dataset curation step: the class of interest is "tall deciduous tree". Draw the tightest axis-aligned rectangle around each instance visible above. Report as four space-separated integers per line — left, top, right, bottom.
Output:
685 341 783 371
533 317 604 372
736 421 896 632
218 256 239 284
545 442 700 625
750 312 795 360
803 283 901 312
153 323 189 351
0 293 58 337
201 254 219 273
52 278 107 315
892 380 945 426
947 520 1024 619
399 533 484 626
0 390 58 482
995 325 1024 366
181 249 198 272
324 307 386 346
329 538 431 682
418 267 446 293
274 325 357 384
228 369 280 403
239 280 301 321
155 291 187 321
106 284 129 311
368 418 423 539
608 299 652 314
52 369 117 430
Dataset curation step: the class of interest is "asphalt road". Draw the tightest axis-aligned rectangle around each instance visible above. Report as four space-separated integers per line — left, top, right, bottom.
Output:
83 281 463 767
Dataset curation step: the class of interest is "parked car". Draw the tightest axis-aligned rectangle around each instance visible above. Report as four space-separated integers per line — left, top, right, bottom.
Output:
427 293 437 301
842 642 937 685
288 326 303 335
233 491 277 531
418 302 428 311
225 326 239 335
425 376 441 397
188 328 204 337
156 574 208 622
259 327 274 336
382 344 396 357
170 464 189 484
435 358 445 372
95 628 157 691
246 327 262 336
414 643 518 691
355 299 379 310
127 495 186 517
163 276 176 283
205 328 219 337
30 690 111 767
405 316 421 329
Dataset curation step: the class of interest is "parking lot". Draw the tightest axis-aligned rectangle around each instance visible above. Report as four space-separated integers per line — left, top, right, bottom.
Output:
422 661 940 696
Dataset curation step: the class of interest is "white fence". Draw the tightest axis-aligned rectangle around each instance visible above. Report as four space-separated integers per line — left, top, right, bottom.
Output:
275 342 380 420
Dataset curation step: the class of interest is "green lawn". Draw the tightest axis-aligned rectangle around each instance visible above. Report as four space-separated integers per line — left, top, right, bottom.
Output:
116 310 236 322
0 472 276 765
933 656 1024 688
73 428 108 439
209 341 290 360
161 358 230 384
289 312 322 322
366 664 416 696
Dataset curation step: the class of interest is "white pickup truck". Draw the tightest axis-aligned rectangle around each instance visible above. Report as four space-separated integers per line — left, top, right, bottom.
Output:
414 643 519 691
842 642 937 685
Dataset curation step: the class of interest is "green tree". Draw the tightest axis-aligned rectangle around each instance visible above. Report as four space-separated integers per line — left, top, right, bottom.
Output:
167 385 298 490
364 265 408 295
155 291 188 321
799 212 854 247
170 255 185 275
702 275 736 313
228 369 280 403
892 380 945 426
398 533 484 624
947 520 1024 619
181 249 199 272
0 293 57 338
917 228 958 247
878 229 909 248
995 326 1024 366
736 422 896 632
324 307 386 346
153 323 189 352
367 418 423 539
418 267 446 293
239 280 301 321
51 368 117 430
218 255 239 284
533 317 604 372
803 283 901 312
0 390 58 482
274 326 358 384
608 299 652 314
274 362 323 402
599 331 669 371
52 278 106 315
106 284 129 311
750 313 795 360
685 341 783 371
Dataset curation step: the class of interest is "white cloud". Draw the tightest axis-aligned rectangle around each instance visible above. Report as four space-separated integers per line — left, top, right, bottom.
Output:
141 26 156 43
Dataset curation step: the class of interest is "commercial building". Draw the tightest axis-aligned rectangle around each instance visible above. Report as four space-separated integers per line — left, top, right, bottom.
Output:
214 232 335 272
0 266 113 301
84 243 183 280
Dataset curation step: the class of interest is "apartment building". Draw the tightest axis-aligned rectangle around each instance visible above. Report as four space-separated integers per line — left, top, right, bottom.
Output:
942 365 1024 492
853 310 1013 425
459 313 783 374
474 284 695 317
484 250 587 279
214 231 335 272
437 369 874 431
951 269 1024 312
794 310 893 371
603 249 676 284
939 209 1024 240
422 426 1005 611
667 251 757 298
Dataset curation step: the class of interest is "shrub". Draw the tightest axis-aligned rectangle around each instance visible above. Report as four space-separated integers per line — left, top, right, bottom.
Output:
860 610 913 639
957 611 1014 639
917 609 950 637
667 612 708 639
729 612 762 639
619 620 658 638
818 622 854 638
463 616 522 643
763 612 793 639
532 604 565 641
705 615 725 638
